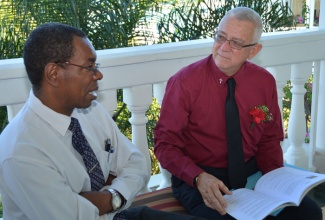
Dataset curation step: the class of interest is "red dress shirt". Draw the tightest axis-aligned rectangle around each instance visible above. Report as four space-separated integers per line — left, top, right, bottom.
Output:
154 55 284 187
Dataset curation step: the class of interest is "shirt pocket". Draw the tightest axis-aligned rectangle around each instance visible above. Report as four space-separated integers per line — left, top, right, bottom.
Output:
98 149 114 180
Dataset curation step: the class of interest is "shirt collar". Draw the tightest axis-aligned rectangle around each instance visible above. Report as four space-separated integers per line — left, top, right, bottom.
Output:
28 90 72 136
209 55 248 86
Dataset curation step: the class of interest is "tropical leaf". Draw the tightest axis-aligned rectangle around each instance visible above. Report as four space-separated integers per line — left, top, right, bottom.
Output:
157 0 296 43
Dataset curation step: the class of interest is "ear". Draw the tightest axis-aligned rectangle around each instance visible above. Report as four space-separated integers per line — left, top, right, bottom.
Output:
247 43 262 60
44 63 60 87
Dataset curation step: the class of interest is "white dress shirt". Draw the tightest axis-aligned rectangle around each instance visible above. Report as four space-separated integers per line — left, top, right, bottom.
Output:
0 90 148 220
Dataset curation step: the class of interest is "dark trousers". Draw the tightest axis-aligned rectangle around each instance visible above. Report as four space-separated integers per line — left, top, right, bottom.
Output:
171 164 323 220
273 196 322 220
171 168 236 220
115 206 207 220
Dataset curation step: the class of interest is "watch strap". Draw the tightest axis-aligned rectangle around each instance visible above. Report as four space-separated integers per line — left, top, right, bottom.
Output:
108 188 122 211
193 175 199 188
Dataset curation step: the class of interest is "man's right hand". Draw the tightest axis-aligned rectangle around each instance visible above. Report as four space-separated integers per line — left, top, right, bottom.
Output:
196 172 232 215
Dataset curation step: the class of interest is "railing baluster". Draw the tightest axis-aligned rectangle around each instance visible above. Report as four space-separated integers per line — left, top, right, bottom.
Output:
153 82 172 189
314 60 325 172
123 85 152 192
284 62 312 169
97 90 117 116
309 61 320 171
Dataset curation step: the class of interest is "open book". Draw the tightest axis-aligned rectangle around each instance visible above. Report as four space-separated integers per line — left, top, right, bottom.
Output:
224 166 325 220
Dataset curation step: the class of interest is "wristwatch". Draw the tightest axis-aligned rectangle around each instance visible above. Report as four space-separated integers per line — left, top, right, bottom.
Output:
108 189 122 211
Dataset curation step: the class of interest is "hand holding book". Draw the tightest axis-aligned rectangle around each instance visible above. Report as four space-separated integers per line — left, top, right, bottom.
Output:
224 166 325 220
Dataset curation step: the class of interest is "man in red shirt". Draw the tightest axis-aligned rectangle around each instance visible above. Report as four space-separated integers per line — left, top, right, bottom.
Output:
154 7 322 220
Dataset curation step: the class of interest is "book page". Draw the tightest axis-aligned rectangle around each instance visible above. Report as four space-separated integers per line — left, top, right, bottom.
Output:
224 188 290 220
255 167 325 204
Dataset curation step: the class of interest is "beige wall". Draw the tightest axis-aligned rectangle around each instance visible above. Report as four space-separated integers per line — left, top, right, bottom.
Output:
291 0 320 17
289 0 320 25
292 0 304 16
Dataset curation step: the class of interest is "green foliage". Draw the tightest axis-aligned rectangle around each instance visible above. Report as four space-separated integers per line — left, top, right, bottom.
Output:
0 2 28 59
237 0 295 32
283 80 292 122
158 0 295 43
0 107 8 133
0 0 159 54
146 99 161 174
157 0 231 42
302 2 310 28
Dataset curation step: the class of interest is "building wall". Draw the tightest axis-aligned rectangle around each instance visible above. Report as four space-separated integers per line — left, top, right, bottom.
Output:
288 0 320 25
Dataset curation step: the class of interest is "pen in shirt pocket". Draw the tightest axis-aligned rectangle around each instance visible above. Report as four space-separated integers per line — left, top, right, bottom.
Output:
105 138 114 162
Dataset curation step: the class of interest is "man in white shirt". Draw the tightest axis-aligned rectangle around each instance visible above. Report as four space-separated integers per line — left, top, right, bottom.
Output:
0 23 205 220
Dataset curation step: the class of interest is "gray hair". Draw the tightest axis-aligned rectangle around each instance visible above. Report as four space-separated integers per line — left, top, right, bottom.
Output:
220 7 263 42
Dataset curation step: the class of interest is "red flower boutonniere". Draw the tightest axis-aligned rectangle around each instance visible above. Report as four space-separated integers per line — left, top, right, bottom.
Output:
249 105 273 129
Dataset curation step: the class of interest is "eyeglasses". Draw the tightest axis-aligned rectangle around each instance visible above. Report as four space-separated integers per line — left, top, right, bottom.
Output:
214 32 257 50
64 62 100 75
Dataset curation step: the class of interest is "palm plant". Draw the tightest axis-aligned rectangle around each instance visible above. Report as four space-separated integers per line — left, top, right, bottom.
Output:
158 0 295 43
1 0 159 51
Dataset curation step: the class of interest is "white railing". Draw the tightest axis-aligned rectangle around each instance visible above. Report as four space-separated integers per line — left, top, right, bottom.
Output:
1 28 325 190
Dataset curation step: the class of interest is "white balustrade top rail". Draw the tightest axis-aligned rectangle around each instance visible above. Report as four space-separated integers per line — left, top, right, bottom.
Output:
1 28 325 190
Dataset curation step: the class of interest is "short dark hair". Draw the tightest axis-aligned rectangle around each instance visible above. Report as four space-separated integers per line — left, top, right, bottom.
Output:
23 22 87 92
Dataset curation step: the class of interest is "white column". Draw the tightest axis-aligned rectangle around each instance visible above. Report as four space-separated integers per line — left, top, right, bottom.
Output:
308 61 320 171
319 0 325 27
314 60 325 173
97 90 117 116
153 82 167 106
307 0 315 28
284 62 312 169
7 104 24 122
123 85 153 192
312 2 325 173
153 82 172 189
